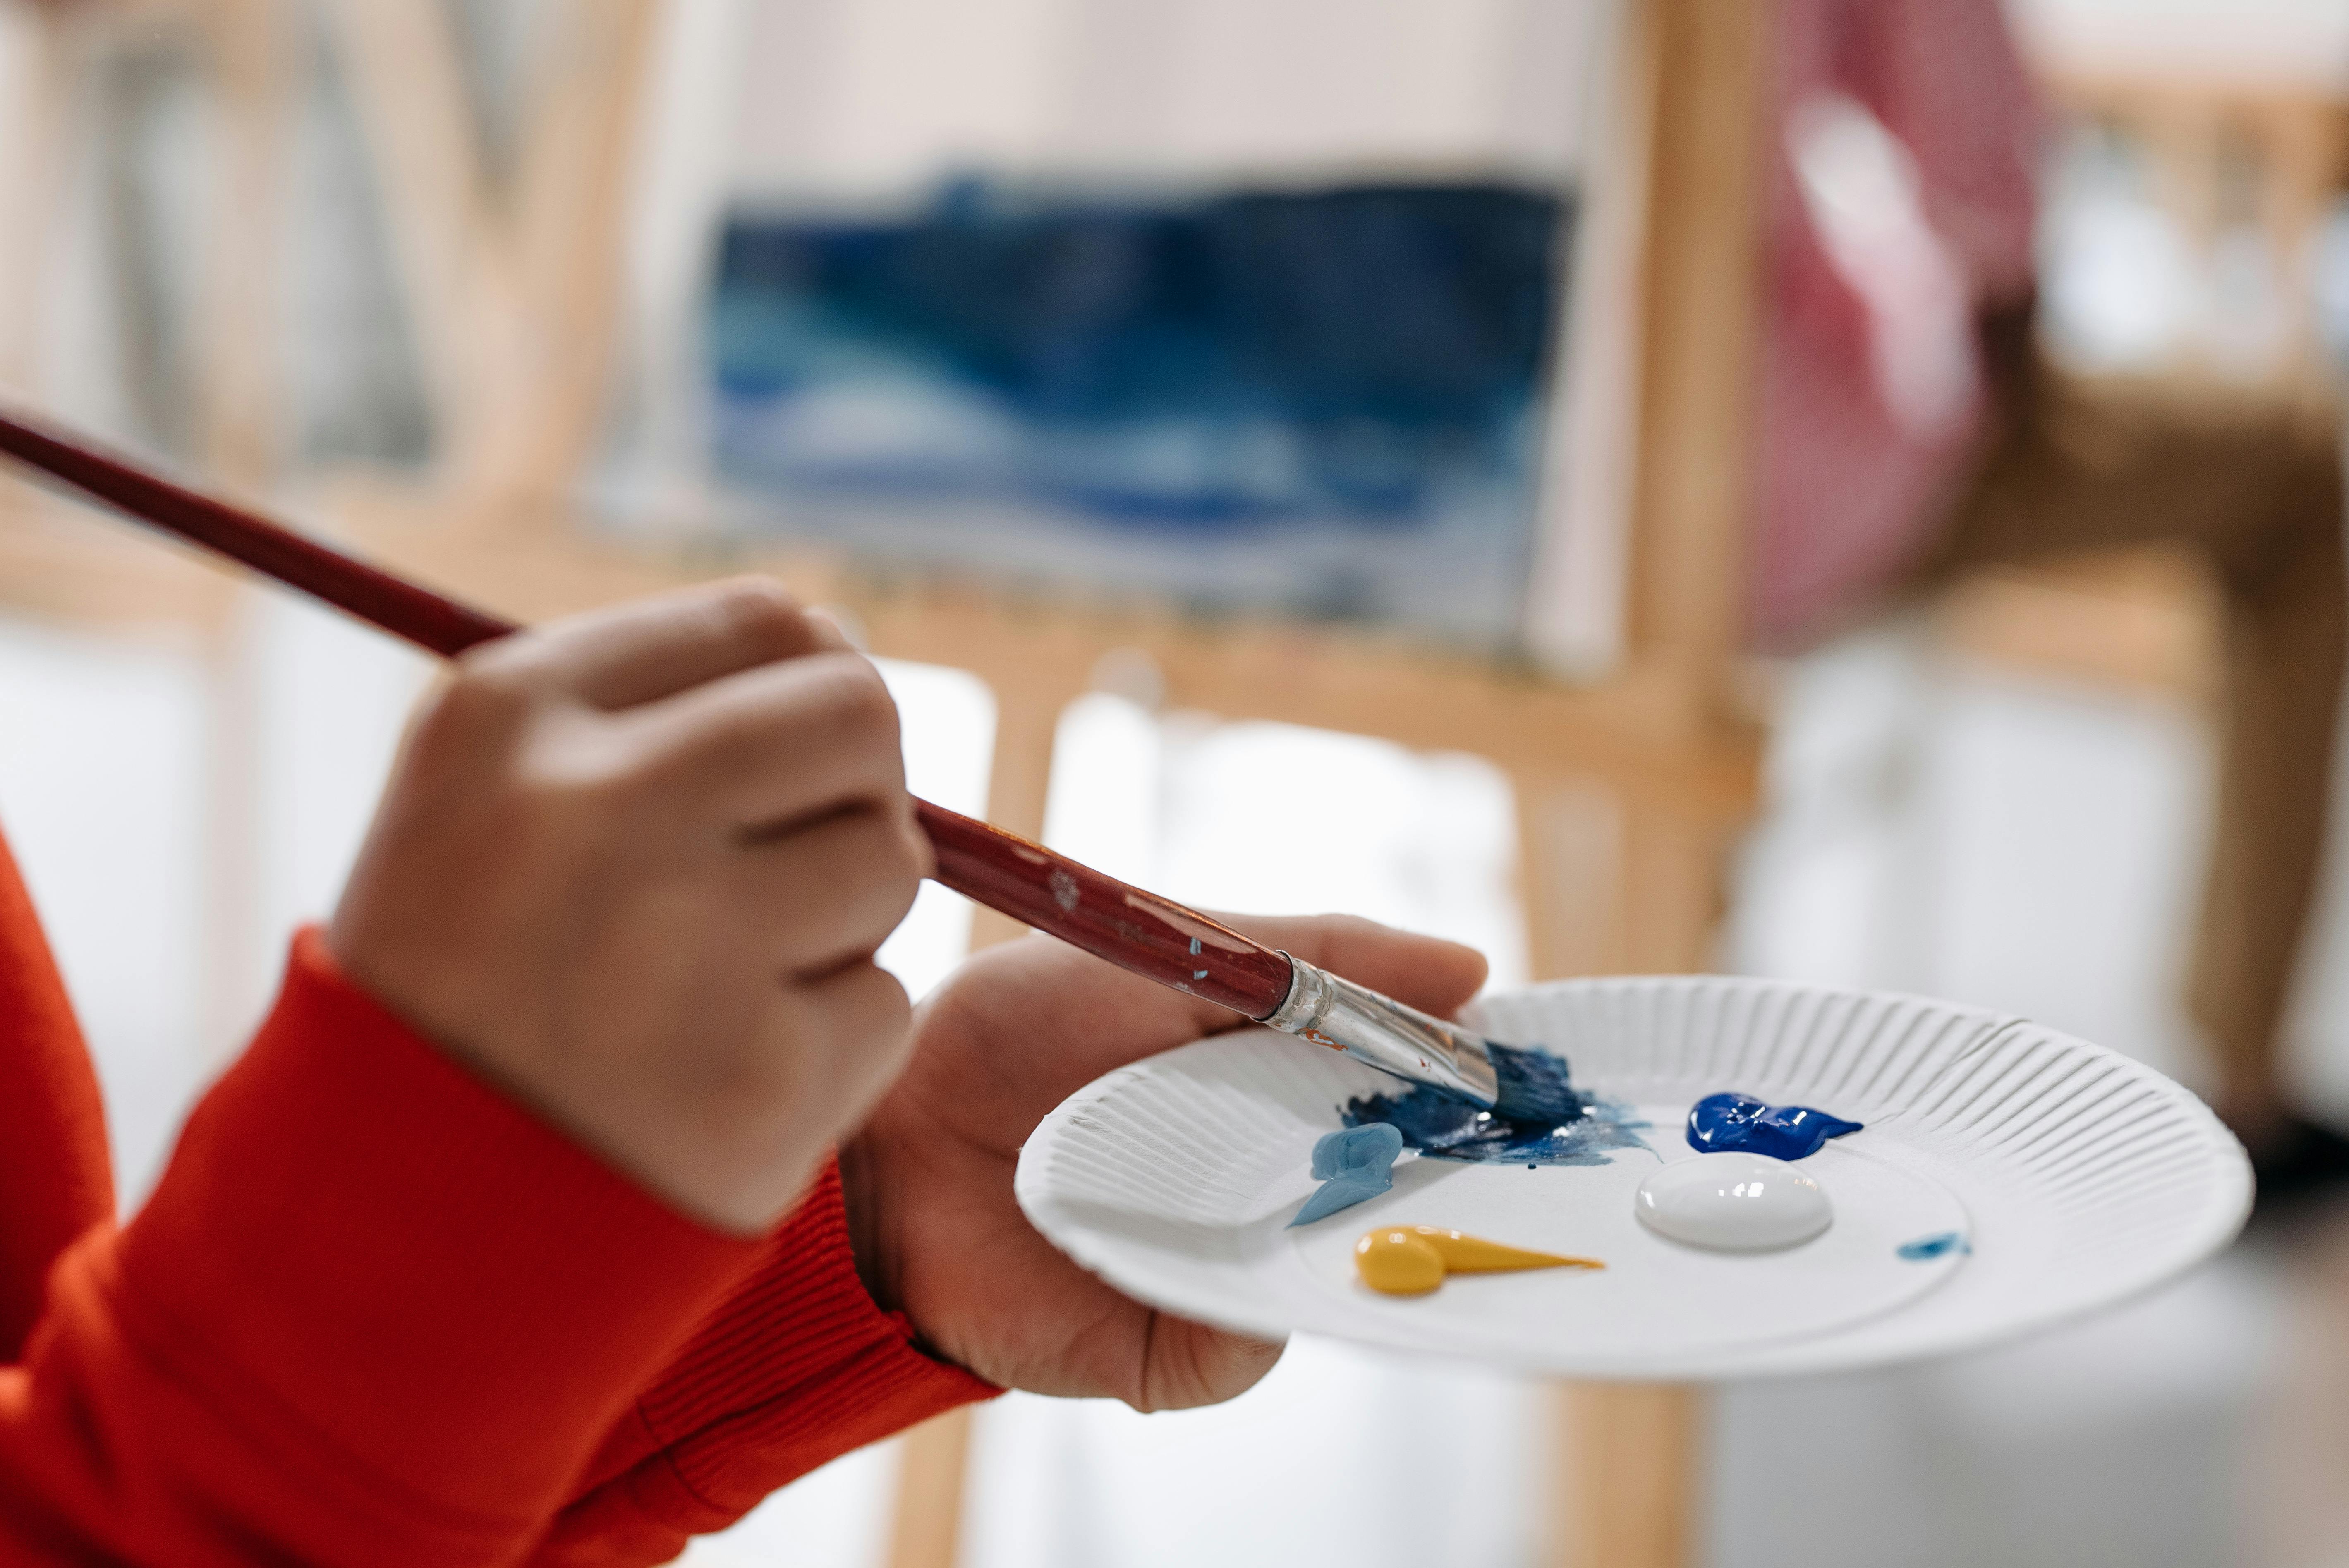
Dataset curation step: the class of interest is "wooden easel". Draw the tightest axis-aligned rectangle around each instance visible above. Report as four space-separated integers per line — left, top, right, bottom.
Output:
0 0 295 1061
1935 75 2349 707
0 1 1769 1563
0 0 278 627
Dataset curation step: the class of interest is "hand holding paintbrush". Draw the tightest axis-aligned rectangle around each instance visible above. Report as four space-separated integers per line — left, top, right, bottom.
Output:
0 402 1527 1113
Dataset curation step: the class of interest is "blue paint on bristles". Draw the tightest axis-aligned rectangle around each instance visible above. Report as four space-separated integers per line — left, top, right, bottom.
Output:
1342 1041 1649 1167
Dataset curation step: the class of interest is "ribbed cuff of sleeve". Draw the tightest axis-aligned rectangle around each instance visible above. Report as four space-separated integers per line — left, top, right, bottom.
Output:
536 1163 998 1564
100 929 770 1546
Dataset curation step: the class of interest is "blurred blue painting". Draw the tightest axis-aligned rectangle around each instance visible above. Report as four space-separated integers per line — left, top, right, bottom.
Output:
707 179 1571 646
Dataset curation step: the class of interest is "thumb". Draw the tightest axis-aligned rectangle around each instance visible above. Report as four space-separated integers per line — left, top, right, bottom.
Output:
1136 1314 1287 1412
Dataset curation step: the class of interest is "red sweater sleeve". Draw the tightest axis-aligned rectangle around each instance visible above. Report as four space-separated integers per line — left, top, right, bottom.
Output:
0 834 112 1360
534 1163 997 1567
0 931 771 1565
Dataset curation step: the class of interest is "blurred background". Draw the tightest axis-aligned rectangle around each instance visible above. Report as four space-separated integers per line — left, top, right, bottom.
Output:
7 0 2349 1565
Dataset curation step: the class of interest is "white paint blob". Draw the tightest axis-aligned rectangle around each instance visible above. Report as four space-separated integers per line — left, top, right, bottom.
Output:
1635 1152 1833 1252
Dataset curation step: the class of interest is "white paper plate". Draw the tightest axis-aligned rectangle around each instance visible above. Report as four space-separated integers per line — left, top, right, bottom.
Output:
1015 977 2253 1379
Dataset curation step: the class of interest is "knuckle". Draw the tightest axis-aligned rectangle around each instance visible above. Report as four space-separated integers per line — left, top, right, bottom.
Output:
511 721 640 822
515 760 613 823
705 577 807 656
797 814 924 932
886 809 935 887
850 841 925 935
434 658 537 731
809 656 901 743
839 962 913 1037
405 666 536 764
839 804 924 882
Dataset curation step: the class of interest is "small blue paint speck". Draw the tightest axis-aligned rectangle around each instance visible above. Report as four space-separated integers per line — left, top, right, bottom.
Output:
1190 937 1202 954
1193 968 1209 979
1897 1231 1970 1262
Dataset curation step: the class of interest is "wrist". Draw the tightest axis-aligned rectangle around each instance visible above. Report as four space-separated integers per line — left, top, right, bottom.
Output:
836 1129 902 1317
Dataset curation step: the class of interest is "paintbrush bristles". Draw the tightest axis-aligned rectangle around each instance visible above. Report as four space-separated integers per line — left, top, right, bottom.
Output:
1487 1039 1586 1121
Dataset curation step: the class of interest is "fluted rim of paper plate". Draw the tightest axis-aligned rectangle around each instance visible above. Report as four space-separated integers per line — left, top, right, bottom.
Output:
1015 974 2255 1381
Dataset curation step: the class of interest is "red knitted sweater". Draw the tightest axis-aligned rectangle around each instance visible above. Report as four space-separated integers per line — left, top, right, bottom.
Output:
0 825 992 1565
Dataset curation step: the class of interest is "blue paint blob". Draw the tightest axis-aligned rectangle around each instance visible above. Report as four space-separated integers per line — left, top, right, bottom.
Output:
1685 1092 1863 1161
1896 1231 1971 1261
1289 1123 1405 1226
1343 1042 1650 1166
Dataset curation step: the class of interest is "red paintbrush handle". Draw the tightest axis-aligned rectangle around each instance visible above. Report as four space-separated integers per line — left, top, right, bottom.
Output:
0 405 1300 1020
916 802 1295 1016
0 409 511 658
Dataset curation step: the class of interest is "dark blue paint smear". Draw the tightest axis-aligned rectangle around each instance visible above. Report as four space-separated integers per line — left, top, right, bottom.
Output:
1343 1042 1649 1166
1686 1092 1863 1161
1897 1231 1971 1262
1289 1123 1405 1226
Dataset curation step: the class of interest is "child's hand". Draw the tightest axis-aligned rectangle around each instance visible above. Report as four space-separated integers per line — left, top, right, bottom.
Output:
841 914 1487 1408
330 579 929 1233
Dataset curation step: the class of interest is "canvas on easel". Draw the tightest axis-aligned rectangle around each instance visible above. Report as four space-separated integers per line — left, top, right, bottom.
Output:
606 0 1646 676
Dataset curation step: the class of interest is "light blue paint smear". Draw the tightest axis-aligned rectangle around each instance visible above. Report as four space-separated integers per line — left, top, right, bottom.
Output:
1290 1123 1406 1226
1896 1231 1971 1261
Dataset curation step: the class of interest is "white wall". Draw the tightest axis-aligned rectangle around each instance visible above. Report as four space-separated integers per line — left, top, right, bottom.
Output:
717 0 1607 201
2010 0 2349 87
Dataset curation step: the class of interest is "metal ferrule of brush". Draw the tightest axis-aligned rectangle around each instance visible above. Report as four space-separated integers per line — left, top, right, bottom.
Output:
1262 954 1500 1108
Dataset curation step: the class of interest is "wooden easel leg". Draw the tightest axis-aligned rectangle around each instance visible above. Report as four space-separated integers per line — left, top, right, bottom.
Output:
886 1408 975 1568
960 678 1075 953
1513 773 1627 981
196 0 287 491
883 674 1075 1568
1549 1383 1704 1568
1518 773 1735 1568
0 4 72 396
195 592 267 1076
1617 794 1733 977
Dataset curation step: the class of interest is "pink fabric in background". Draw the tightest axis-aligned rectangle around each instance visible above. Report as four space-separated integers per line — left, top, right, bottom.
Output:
1750 0 2043 649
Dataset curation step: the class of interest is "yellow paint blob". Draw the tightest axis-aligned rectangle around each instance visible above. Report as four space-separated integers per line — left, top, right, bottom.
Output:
1353 1226 1604 1296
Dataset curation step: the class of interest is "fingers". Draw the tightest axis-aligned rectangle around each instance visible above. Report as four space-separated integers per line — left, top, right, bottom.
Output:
626 650 911 832
793 960 917 1092
731 806 928 972
473 578 839 711
1254 912 1489 1020
922 912 1493 1132
1044 910 1486 1046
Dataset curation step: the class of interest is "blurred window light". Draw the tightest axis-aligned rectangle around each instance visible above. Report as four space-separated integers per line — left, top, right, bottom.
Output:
2310 200 2349 373
1786 92 1977 437
687 1436 899 1568
0 618 206 1209
1042 691 1166 892
2202 222 2289 381
2037 124 2200 373
1047 699 1529 986
2198 126 2289 380
871 658 995 998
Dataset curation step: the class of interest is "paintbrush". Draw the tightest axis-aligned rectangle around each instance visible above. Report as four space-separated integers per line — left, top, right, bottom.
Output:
0 405 1523 1109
